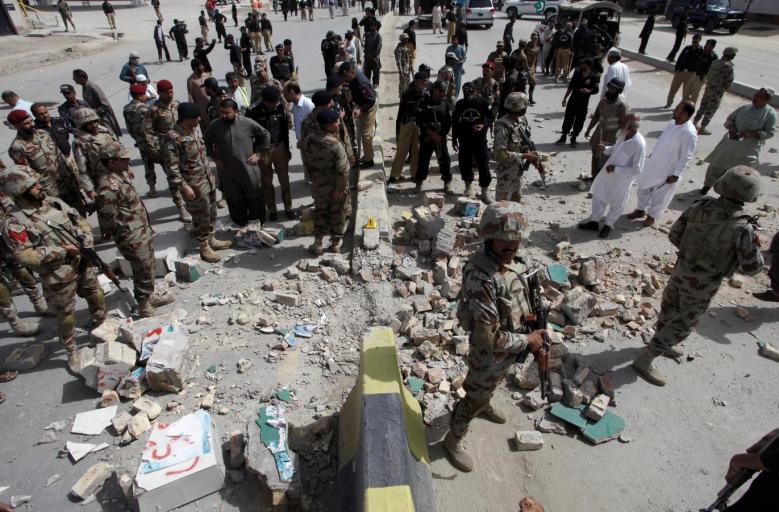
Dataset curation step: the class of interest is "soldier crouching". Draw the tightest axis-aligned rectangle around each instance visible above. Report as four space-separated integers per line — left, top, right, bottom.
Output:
443 202 547 472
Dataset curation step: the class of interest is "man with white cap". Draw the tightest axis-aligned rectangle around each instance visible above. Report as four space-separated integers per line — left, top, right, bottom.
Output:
700 87 776 195
601 48 631 99
119 51 150 84
579 113 645 239
126 74 158 105
627 101 697 226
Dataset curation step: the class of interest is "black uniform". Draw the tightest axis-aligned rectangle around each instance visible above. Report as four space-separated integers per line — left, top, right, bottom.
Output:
269 55 293 81
214 12 227 42
667 14 688 61
35 116 72 157
194 40 216 73
452 96 491 187
240 32 253 76
561 70 599 139
415 95 452 185
321 37 338 78
639 14 655 54
169 22 189 60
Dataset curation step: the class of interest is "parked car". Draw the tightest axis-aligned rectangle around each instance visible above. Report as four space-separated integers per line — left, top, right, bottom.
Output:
465 0 496 28
550 1 622 46
668 0 745 34
635 0 667 14
501 0 567 19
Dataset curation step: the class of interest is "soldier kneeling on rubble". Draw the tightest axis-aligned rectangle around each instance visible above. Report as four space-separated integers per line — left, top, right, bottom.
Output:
443 201 546 472
1 165 106 373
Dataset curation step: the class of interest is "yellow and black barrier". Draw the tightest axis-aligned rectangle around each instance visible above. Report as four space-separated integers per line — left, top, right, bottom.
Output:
337 326 435 512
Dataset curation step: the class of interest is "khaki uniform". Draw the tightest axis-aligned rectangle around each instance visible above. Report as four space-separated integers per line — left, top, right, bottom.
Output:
6 196 105 356
123 99 159 188
487 50 508 83
162 124 216 243
303 128 351 238
145 99 184 205
588 97 629 176
72 125 120 186
451 247 531 438
493 114 531 202
694 59 734 129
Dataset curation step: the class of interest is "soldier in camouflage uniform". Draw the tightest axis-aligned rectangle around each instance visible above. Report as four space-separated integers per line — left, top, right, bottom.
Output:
471 62 500 126
493 93 543 202
395 33 413 100
632 166 764 387
302 109 351 255
694 47 737 135
487 41 509 84
0 165 106 372
123 84 160 198
7 110 90 213
444 202 547 472
162 103 232 263
300 91 355 179
327 75 358 160
438 54 457 112
71 108 119 200
144 80 192 223
95 142 175 317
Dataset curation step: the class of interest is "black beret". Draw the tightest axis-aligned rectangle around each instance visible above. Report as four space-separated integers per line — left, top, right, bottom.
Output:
326 75 342 89
339 61 354 73
414 71 428 80
316 108 339 124
177 102 201 119
311 90 332 106
202 77 219 89
261 86 281 102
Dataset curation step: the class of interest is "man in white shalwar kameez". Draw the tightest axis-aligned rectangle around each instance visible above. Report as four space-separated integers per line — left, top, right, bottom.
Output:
627 101 698 226
601 48 632 99
579 113 646 238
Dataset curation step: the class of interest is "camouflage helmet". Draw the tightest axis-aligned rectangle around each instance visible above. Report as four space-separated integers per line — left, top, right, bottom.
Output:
479 201 528 241
714 165 761 203
0 165 38 198
73 108 100 129
504 92 529 113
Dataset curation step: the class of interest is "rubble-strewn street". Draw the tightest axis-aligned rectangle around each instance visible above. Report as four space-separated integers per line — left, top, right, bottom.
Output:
1 2 778 512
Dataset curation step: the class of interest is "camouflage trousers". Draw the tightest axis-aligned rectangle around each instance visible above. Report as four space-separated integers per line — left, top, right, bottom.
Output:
115 227 156 303
0 264 41 309
312 186 351 237
160 161 185 206
184 185 218 243
495 164 522 202
648 260 722 355
43 263 105 354
693 87 725 129
398 72 410 100
450 343 517 438
140 150 159 187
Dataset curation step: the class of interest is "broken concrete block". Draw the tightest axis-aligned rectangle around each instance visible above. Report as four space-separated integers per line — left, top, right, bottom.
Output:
580 380 598 403
174 258 203 283
2 343 48 371
117 367 147 400
759 340 779 362
128 412 151 439
275 291 300 307
514 431 544 451
562 379 583 408
413 297 432 313
561 287 598 325
426 368 445 384
535 416 567 435
585 394 610 422
132 397 162 421
548 372 563 402
91 318 122 344
593 301 620 317
433 227 456 258
410 328 438 346
522 390 547 411
514 363 540 390
75 346 100 389
573 367 591 386
578 258 605 286
71 462 114 500
433 260 448 285
145 325 195 393
100 390 120 408
320 267 338 283
561 325 577 338
441 278 460 300
598 374 616 405
112 411 132 434
200 386 216 409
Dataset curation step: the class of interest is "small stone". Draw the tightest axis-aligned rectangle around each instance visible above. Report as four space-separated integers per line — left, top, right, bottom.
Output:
514 431 544 451
584 394 610 422
514 363 540 390
618 434 632 443
111 411 132 434
132 397 162 421
275 291 300 307
522 390 547 411
426 368 445 385
128 413 151 439
735 306 751 321
438 380 451 394
237 358 253 373
100 390 120 408
535 416 567 435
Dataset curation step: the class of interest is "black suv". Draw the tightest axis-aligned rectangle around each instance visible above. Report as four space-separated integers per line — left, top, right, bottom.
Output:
669 0 746 34
635 0 667 14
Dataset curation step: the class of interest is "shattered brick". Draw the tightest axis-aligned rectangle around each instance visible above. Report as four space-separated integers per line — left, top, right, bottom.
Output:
70 462 113 501
275 292 300 307
132 397 162 421
585 394 610 422
514 431 544 451
128 412 151 439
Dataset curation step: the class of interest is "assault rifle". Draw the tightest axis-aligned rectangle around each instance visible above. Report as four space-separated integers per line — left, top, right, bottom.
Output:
522 267 550 398
515 123 546 188
46 220 128 293
700 430 779 511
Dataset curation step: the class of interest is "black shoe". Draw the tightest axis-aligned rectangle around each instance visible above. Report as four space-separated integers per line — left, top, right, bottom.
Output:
555 135 567 145
387 176 398 184
753 290 779 302
529 99 536 106
570 137 577 148
269 211 278 222
284 210 299 220
598 225 612 238
359 159 375 169
699 186 710 195
578 220 599 231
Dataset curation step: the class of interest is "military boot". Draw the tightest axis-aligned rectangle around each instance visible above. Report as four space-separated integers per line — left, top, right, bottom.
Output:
86 291 107 327
309 236 324 256
328 236 343 253
442 430 474 472
147 183 158 198
29 291 49 316
480 186 493 204
148 291 175 308
199 241 221 263
177 203 193 223
209 237 233 250
657 345 684 359
66 347 81 374
463 181 473 196
137 301 156 318
480 402 508 424
1 304 40 337
443 181 452 194
632 348 666 386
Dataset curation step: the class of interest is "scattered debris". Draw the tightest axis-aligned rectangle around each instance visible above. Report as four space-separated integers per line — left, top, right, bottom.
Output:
514 431 544 451
71 406 118 436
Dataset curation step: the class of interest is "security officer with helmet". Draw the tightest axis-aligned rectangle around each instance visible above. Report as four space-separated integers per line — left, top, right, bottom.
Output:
71 107 119 196
0 164 106 373
493 92 543 203
632 165 764 387
444 201 548 472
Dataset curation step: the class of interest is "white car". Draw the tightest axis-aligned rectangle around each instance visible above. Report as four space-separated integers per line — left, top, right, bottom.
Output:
500 0 568 19
465 0 496 28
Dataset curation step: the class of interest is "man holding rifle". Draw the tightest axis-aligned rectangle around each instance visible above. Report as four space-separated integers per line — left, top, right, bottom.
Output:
444 202 548 473
0 165 106 374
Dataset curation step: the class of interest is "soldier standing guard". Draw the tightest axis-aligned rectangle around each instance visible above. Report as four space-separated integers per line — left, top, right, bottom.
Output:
124 84 160 198
632 166 764 387
162 103 232 263
443 202 547 472
71 108 119 203
144 80 192 223
1 165 106 372
395 33 413 100
493 93 543 202
95 142 175 317
694 47 737 135
303 109 351 255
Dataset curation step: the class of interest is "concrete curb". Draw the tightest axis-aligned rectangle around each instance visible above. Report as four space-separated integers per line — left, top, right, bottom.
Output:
619 47 779 108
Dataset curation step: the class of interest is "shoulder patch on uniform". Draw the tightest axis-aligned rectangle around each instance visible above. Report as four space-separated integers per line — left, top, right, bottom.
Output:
8 224 28 244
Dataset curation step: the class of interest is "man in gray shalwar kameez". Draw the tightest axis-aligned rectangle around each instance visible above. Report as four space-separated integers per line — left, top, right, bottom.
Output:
204 98 271 226
72 69 123 138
